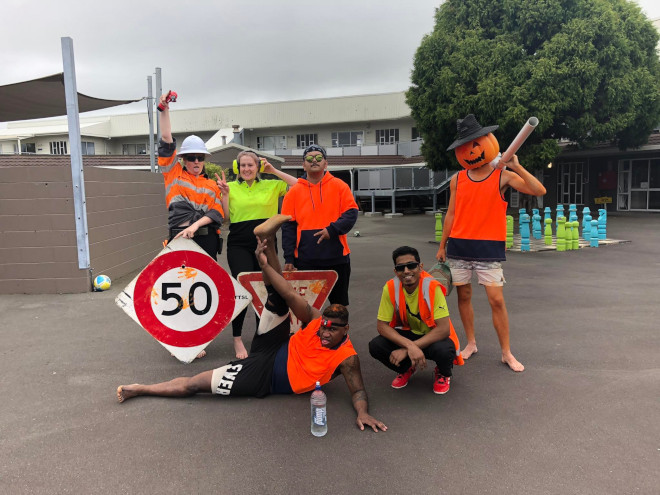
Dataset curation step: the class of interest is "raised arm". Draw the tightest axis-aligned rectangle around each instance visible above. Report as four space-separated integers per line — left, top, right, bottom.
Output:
158 94 173 144
500 155 546 196
338 355 387 432
255 236 320 323
262 161 298 187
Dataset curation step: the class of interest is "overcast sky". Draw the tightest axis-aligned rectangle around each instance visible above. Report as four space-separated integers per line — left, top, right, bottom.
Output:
1 0 659 119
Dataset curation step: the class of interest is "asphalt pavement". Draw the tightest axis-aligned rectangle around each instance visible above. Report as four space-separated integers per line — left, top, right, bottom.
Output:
1 212 658 494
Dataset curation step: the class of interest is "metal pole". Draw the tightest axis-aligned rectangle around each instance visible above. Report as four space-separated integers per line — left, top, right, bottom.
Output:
147 76 156 173
391 168 397 213
61 37 91 271
155 67 162 144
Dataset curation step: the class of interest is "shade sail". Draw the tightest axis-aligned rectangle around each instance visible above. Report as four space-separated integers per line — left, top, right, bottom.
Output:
0 73 140 122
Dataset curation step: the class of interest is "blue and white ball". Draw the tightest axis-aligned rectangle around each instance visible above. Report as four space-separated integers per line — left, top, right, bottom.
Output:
93 274 111 291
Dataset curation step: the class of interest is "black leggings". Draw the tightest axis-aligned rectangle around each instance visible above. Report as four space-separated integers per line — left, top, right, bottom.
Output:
227 244 261 337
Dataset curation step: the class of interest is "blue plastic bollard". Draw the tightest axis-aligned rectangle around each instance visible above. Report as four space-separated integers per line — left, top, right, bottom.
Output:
598 209 607 240
532 209 542 239
569 204 578 222
582 206 591 235
544 207 551 222
590 220 599 247
583 213 592 241
520 213 531 252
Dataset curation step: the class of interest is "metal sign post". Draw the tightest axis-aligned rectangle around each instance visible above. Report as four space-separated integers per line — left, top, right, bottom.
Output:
147 76 155 173
155 67 162 145
61 37 90 271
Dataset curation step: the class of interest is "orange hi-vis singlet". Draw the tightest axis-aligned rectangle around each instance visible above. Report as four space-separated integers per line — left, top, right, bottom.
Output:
386 271 464 366
158 153 224 229
447 168 508 261
287 317 357 394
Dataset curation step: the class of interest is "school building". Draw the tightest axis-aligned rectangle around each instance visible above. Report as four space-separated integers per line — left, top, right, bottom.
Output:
2 86 660 213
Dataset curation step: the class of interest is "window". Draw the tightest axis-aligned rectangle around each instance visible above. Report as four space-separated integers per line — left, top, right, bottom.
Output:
257 136 286 150
557 162 585 206
331 131 363 148
412 127 421 141
375 129 399 145
50 141 67 154
297 134 318 148
21 143 36 153
81 141 95 155
122 143 148 155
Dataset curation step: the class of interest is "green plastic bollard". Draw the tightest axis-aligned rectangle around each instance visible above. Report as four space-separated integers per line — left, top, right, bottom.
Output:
564 220 573 250
435 212 443 242
556 217 566 252
572 220 579 250
506 215 514 248
544 218 552 246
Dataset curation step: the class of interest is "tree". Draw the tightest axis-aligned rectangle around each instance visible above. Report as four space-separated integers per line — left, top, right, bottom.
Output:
407 0 660 171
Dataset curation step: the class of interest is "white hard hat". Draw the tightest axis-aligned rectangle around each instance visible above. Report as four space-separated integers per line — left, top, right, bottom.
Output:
178 135 210 156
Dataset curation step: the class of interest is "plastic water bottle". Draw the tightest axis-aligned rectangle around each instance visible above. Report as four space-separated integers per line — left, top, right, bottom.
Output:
310 381 327 437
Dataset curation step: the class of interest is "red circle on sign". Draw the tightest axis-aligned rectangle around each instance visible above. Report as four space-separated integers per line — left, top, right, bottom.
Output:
134 250 235 347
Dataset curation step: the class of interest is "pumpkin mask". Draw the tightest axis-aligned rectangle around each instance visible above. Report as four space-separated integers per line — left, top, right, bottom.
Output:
455 133 500 170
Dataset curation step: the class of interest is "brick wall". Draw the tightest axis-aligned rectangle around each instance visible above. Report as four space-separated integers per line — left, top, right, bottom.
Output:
0 161 167 294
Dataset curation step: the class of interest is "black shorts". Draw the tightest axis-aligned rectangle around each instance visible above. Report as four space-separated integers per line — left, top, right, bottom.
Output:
210 286 291 397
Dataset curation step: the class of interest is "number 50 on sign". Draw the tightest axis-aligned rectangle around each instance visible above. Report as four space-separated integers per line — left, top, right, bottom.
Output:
116 238 252 363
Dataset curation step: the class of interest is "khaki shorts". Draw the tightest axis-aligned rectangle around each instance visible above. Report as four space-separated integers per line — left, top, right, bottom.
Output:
448 259 506 287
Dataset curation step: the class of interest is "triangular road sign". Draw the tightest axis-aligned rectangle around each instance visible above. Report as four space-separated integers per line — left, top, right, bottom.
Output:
237 270 337 332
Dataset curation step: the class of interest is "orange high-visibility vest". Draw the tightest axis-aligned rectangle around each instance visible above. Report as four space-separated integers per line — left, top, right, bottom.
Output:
386 271 464 366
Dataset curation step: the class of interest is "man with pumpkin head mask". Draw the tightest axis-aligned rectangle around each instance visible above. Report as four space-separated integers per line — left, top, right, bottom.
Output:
436 114 546 372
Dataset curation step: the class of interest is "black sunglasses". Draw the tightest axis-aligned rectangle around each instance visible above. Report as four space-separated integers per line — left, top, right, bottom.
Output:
304 154 325 163
320 319 348 330
394 262 420 272
184 155 205 162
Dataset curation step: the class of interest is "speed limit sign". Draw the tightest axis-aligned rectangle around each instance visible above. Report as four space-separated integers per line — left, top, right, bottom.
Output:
116 238 251 363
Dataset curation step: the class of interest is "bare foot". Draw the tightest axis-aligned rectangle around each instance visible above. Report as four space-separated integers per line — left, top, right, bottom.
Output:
460 342 478 359
196 349 206 359
233 338 248 360
502 352 524 372
253 214 292 238
117 384 140 403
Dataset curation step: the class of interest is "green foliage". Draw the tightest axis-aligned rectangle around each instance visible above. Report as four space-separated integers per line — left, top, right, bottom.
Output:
407 0 660 170
203 162 232 181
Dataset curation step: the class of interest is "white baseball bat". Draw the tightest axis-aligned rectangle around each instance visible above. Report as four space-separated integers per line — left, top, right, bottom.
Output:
490 117 539 169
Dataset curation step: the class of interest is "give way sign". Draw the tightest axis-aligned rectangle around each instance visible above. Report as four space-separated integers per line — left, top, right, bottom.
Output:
237 270 337 332
116 238 251 363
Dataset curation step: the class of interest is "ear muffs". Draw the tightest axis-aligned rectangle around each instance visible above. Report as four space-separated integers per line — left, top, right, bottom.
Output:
233 157 265 175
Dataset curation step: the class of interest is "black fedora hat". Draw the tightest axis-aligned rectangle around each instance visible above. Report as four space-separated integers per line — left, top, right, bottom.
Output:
446 114 499 151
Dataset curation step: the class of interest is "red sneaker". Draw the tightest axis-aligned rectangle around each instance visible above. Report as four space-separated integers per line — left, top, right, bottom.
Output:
391 367 416 389
433 367 451 395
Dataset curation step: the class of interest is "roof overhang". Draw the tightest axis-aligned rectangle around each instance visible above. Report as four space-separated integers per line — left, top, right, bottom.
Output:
0 73 139 123
206 140 285 166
